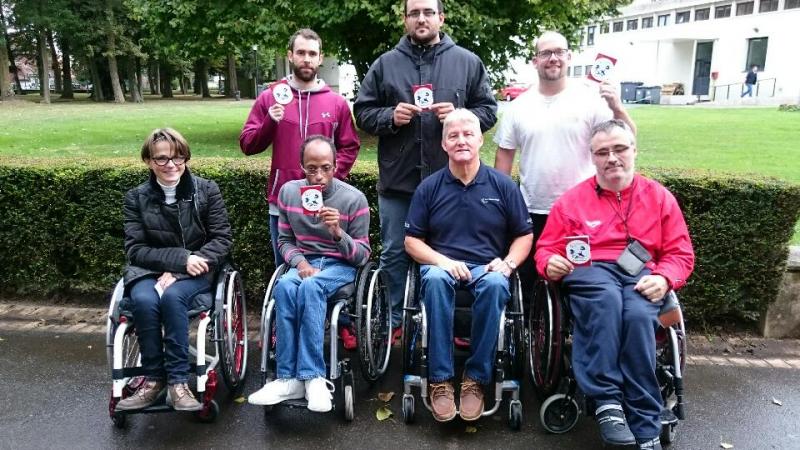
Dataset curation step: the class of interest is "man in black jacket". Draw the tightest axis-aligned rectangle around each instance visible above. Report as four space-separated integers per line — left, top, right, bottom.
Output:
741 65 758 98
354 0 497 332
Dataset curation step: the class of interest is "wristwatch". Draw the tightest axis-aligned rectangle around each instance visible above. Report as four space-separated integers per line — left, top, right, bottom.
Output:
504 258 517 270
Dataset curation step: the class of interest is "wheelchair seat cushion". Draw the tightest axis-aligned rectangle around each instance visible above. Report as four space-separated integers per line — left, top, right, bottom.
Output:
330 283 355 302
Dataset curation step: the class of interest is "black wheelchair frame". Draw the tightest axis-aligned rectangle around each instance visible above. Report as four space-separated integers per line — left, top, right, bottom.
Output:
256 260 392 421
529 279 687 445
105 264 248 427
400 262 526 429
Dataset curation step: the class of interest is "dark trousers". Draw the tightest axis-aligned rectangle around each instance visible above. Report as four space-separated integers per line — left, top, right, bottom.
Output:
519 213 549 303
563 262 662 441
130 276 211 384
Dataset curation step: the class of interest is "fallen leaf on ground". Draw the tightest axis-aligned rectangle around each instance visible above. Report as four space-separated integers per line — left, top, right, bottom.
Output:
234 396 246 404
772 397 783 406
720 443 733 449
87 345 92 349
376 405 393 421
377 391 395 402
465 426 477 433
0 337 4 341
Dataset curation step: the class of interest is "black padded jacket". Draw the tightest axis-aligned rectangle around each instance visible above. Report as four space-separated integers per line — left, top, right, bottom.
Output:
354 33 497 197
122 168 233 286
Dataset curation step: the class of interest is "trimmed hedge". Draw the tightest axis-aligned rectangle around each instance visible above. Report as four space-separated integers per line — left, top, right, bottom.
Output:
1 159 799 325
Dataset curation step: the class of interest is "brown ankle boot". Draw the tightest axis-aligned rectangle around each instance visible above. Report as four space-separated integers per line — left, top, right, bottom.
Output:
429 381 456 422
459 377 484 421
166 383 203 411
115 379 165 411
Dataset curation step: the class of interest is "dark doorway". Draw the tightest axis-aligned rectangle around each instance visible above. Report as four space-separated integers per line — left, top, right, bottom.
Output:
692 41 714 95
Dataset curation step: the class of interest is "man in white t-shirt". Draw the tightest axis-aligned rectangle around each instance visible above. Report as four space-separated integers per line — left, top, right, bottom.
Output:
493 30 636 293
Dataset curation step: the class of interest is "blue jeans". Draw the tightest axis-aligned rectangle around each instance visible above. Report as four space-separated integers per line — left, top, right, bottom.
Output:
420 264 509 384
564 262 662 441
130 276 211 384
741 83 754 97
378 194 411 327
270 214 286 267
274 256 356 380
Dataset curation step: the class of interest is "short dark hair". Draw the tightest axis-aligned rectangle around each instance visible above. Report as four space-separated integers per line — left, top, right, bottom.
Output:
299 135 337 166
140 128 191 162
288 28 322 52
404 0 444 15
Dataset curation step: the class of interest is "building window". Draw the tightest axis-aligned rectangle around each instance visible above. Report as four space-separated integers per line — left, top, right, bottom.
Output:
613 21 623 32
715 5 732 17
585 65 592 76
600 22 610 33
787 0 800 9
736 2 754 15
587 26 596 46
642 17 654 28
759 0 778 12
657 14 669 26
567 66 572 76
746 37 768 70
676 11 690 23
695 8 710 20
627 19 638 30
574 66 583 77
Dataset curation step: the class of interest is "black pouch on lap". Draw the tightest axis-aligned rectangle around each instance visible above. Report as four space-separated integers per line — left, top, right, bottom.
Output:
616 240 652 276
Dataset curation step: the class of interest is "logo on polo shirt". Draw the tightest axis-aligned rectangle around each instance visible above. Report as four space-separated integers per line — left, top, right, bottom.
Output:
481 197 500 204
404 221 410 229
586 220 602 229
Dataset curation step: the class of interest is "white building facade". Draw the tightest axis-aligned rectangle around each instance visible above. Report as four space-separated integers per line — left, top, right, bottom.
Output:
569 0 800 103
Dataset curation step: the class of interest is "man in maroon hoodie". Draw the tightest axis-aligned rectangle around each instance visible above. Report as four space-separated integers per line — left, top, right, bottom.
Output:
240 28 360 269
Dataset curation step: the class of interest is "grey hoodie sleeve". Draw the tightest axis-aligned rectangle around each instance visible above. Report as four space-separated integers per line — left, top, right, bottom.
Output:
354 58 397 137
465 60 498 132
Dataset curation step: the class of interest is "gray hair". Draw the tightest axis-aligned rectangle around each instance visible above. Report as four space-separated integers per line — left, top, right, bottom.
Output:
590 119 636 146
442 108 481 138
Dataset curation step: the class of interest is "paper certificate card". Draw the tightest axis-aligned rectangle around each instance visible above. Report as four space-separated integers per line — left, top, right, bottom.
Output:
300 185 323 215
565 235 591 266
412 84 434 109
272 80 293 105
587 53 617 83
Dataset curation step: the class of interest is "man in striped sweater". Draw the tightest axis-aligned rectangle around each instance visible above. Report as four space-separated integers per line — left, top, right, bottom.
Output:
248 135 371 413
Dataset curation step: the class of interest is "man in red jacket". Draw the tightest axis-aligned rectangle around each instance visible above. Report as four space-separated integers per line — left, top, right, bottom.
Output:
239 28 360 268
535 119 694 450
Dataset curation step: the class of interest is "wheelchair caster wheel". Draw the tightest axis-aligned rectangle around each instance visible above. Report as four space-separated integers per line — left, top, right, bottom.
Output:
111 411 126 429
195 400 219 423
402 394 415 424
344 385 355 422
540 394 580 434
661 422 677 445
508 400 523 430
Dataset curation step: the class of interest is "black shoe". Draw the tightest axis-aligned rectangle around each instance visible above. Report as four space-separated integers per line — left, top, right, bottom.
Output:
596 407 636 446
638 437 662 450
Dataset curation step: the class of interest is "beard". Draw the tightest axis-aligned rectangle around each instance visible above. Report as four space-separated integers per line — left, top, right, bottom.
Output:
292 63 317 82
538 64 566 82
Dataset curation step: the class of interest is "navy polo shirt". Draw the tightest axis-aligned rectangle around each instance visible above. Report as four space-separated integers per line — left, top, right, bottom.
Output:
405 163 533 265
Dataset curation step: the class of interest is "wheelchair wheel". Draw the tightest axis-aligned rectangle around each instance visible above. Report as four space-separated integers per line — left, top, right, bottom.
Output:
195 399 219 423
507 274 526 381
402 394 415 424
218 270 248 396
356 261 392 382
540 393 580 434
529 280 562 398
508 399 523 430
401 266 421 375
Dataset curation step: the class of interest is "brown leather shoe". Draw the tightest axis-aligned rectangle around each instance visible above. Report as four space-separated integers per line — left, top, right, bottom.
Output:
459 377 484 421
115 379 165 411
166 383 203 411
429 381 456 422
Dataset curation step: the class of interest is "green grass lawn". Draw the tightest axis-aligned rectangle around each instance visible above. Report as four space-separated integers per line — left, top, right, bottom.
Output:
2 95 799 240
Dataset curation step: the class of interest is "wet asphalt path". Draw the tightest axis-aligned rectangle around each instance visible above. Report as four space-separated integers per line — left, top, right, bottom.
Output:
0 326 798 450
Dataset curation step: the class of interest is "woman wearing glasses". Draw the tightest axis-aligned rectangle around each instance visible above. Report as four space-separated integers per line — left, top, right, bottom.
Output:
115 128 232 412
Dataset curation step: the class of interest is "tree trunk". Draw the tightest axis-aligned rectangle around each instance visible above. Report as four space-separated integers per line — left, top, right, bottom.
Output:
0 37 10 99
180 75 187 95
89 57 105 102
38 30 50 103
0 6 22 94
59 37 74 99
193 61 201 95
160 62 173 98
47 31 62 93
126 56 142 103
136 59 143 96
148 61 159 95
226 53 238 98
196 59 210 98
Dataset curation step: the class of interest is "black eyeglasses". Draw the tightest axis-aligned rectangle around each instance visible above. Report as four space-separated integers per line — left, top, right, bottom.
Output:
151 156 187 166
406 9 438 18
536 48 569 59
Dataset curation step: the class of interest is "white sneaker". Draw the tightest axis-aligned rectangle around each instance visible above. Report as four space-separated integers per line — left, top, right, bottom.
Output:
305 377 335 412
248 378 304 406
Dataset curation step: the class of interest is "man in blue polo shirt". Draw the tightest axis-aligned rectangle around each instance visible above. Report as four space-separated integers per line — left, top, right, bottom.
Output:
404 109 533 422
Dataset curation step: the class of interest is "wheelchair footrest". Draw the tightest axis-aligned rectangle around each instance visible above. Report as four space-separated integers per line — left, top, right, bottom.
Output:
660 408 679 425
278 398 337 411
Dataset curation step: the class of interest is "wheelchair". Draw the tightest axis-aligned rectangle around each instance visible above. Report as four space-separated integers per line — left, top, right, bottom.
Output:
529 279 687 445
256 260 392 421
105 264 248 427
400 262 526 429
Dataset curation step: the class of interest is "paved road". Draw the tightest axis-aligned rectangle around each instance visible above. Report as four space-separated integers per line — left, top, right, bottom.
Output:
0 303 799 450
